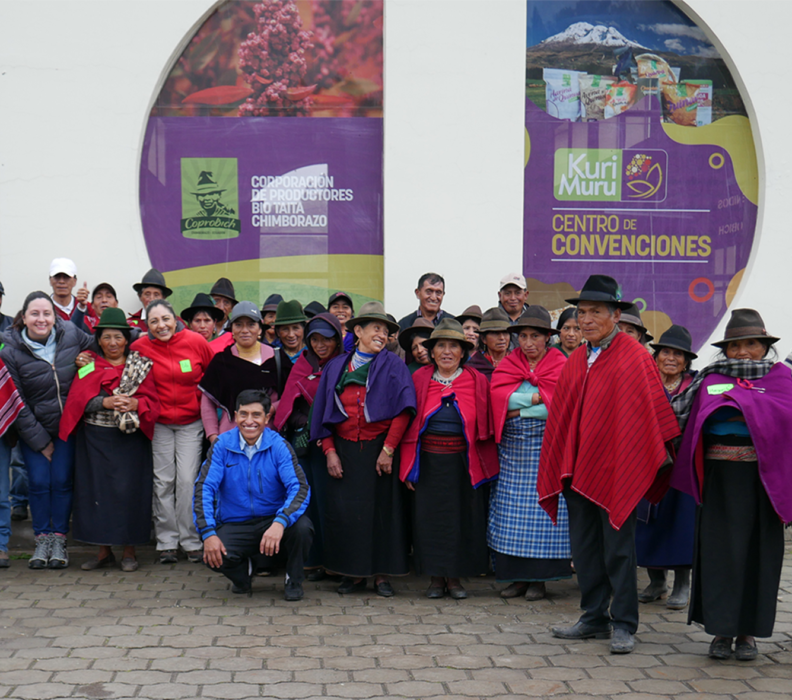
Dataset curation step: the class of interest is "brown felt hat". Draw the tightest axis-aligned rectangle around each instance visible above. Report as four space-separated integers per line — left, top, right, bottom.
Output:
711 308 779 349
345 301 400 335
422 318 475 353
455 305 483 325
511 306 559 335
398 317 434 352
477 307 511 334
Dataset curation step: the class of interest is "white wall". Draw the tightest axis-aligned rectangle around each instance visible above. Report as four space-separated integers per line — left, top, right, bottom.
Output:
1 0 790 354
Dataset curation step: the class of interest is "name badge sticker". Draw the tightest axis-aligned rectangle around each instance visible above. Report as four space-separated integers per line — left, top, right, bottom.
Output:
707 383 734 395
180 359 192 373
78 362 95 379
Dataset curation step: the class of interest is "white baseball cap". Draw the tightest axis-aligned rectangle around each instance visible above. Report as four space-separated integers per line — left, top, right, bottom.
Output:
50 258 77 277
499 272 527 291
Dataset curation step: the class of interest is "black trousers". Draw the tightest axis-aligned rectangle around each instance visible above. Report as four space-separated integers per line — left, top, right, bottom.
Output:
564 489 639 633
211 515 313 589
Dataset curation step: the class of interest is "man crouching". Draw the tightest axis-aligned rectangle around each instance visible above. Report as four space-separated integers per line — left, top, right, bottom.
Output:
193 389 313 600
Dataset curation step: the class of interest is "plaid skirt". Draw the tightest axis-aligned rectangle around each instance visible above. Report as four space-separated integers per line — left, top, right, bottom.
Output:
488 417 571 559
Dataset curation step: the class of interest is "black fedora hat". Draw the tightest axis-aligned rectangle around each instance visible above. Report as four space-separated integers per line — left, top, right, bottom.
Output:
261 293 283 313
182 293 224 324
650 324 697 359
565 275 632 310
133 268 173 298
304 301 327 319
712 308 780 349
512 306 559 335
620 303 654 342
209 277 238 305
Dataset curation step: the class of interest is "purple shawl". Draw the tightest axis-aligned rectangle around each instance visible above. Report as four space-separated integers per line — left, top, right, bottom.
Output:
670 364 792 523
309 348 416 441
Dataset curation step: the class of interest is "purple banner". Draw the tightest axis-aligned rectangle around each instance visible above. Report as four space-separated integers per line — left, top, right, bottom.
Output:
140 117 383 272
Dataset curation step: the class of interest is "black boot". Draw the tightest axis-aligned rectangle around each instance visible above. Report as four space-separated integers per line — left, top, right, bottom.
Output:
638 568 667 603
666 569 690 610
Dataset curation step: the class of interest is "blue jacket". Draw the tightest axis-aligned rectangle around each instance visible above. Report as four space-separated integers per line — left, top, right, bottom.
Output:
193 427 310 540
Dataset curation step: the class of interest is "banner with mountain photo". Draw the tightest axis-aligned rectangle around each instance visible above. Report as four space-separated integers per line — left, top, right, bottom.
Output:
523 0 759 354
139 0 384 314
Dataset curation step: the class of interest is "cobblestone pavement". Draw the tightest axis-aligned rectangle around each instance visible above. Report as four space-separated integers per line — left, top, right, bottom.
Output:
1 529 790 700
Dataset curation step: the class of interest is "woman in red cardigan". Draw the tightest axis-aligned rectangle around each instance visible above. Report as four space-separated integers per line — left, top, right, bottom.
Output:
400 319 499 600
131 299 214 564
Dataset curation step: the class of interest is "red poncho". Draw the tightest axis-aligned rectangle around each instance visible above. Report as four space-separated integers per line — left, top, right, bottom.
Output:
400 364 499 487
59 355 160 441
0 358 23 438
490 346 567 443
537 333 679 530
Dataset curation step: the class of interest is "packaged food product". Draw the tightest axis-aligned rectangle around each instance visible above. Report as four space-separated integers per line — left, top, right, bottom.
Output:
635 53 678 86
662 81 706 127
579 74 617 121
684 79 713 126
603 81 638 119
543 68 582 122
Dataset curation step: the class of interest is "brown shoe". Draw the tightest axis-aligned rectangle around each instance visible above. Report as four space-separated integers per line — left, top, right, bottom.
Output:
500 582 529 599
524 582 546 601
80 553 116 571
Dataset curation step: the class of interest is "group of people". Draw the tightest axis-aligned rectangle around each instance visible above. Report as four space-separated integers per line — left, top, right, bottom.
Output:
0 261 789 662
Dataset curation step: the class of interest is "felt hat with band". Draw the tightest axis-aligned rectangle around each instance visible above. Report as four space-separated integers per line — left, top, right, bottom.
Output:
345 301 400 335
304 301 327 319
620 303 654 342
209 277 238 305
511 306 559 335
261 293 283 313
478 307 511 334
712 308 780 349
455 305 483 325
94 307 131 330
92 282 117 300
274 300 307 326
398 317 434 352
565 274 632 310
133 268 173 298
422 318 475 353
182 293 224 324
650 324 697 359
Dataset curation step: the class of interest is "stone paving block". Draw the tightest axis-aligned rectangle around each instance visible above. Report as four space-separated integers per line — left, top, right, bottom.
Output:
107 634 163 649
471 667 531 682
200 682 263 698
323 634 373 647
549 653 609 668
267 656 323 671
318 656 374 671
79 682 140 698
740 694 792 700
645 665 706 680
93 657 152 672
126 647 182 659
433 654 494 669
587 666 647 681
352 668 410 683
688 678 752 694
629 679 691 694
324 682 384 698
208 656 264 671
527 666 588 681
384 680 446 696
232 669 294 684
0 669 53 685
7 682 77 699
0 657 33 671
446 679 508 695
569 678 632 694
411 666 468 682
8 648 62 659
238 645 292 659
260 682 325 698
136 682 200 699
503 679 569 696
377 655 433 670
149 656 207 672
748 678 792 693
51 669 114 684
351 644 404 658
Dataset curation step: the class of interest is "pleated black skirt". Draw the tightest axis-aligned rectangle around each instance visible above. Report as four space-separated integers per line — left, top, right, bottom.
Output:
689 459 785 638
411 450 490 577
323 434 409 577
300 441 329 569
72 423 153 546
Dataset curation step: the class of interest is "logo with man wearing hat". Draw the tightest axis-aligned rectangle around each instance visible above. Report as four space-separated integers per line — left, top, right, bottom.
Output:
181 159 241 240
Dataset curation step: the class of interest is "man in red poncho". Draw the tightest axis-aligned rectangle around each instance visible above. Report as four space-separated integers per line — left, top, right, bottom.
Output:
537 275 679 654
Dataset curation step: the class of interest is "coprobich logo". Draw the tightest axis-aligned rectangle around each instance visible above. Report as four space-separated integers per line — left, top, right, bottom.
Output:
554 148 667 202
181 158 242 240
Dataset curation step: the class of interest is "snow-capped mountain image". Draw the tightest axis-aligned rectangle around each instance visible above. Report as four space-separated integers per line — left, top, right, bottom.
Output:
540 22 647 49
